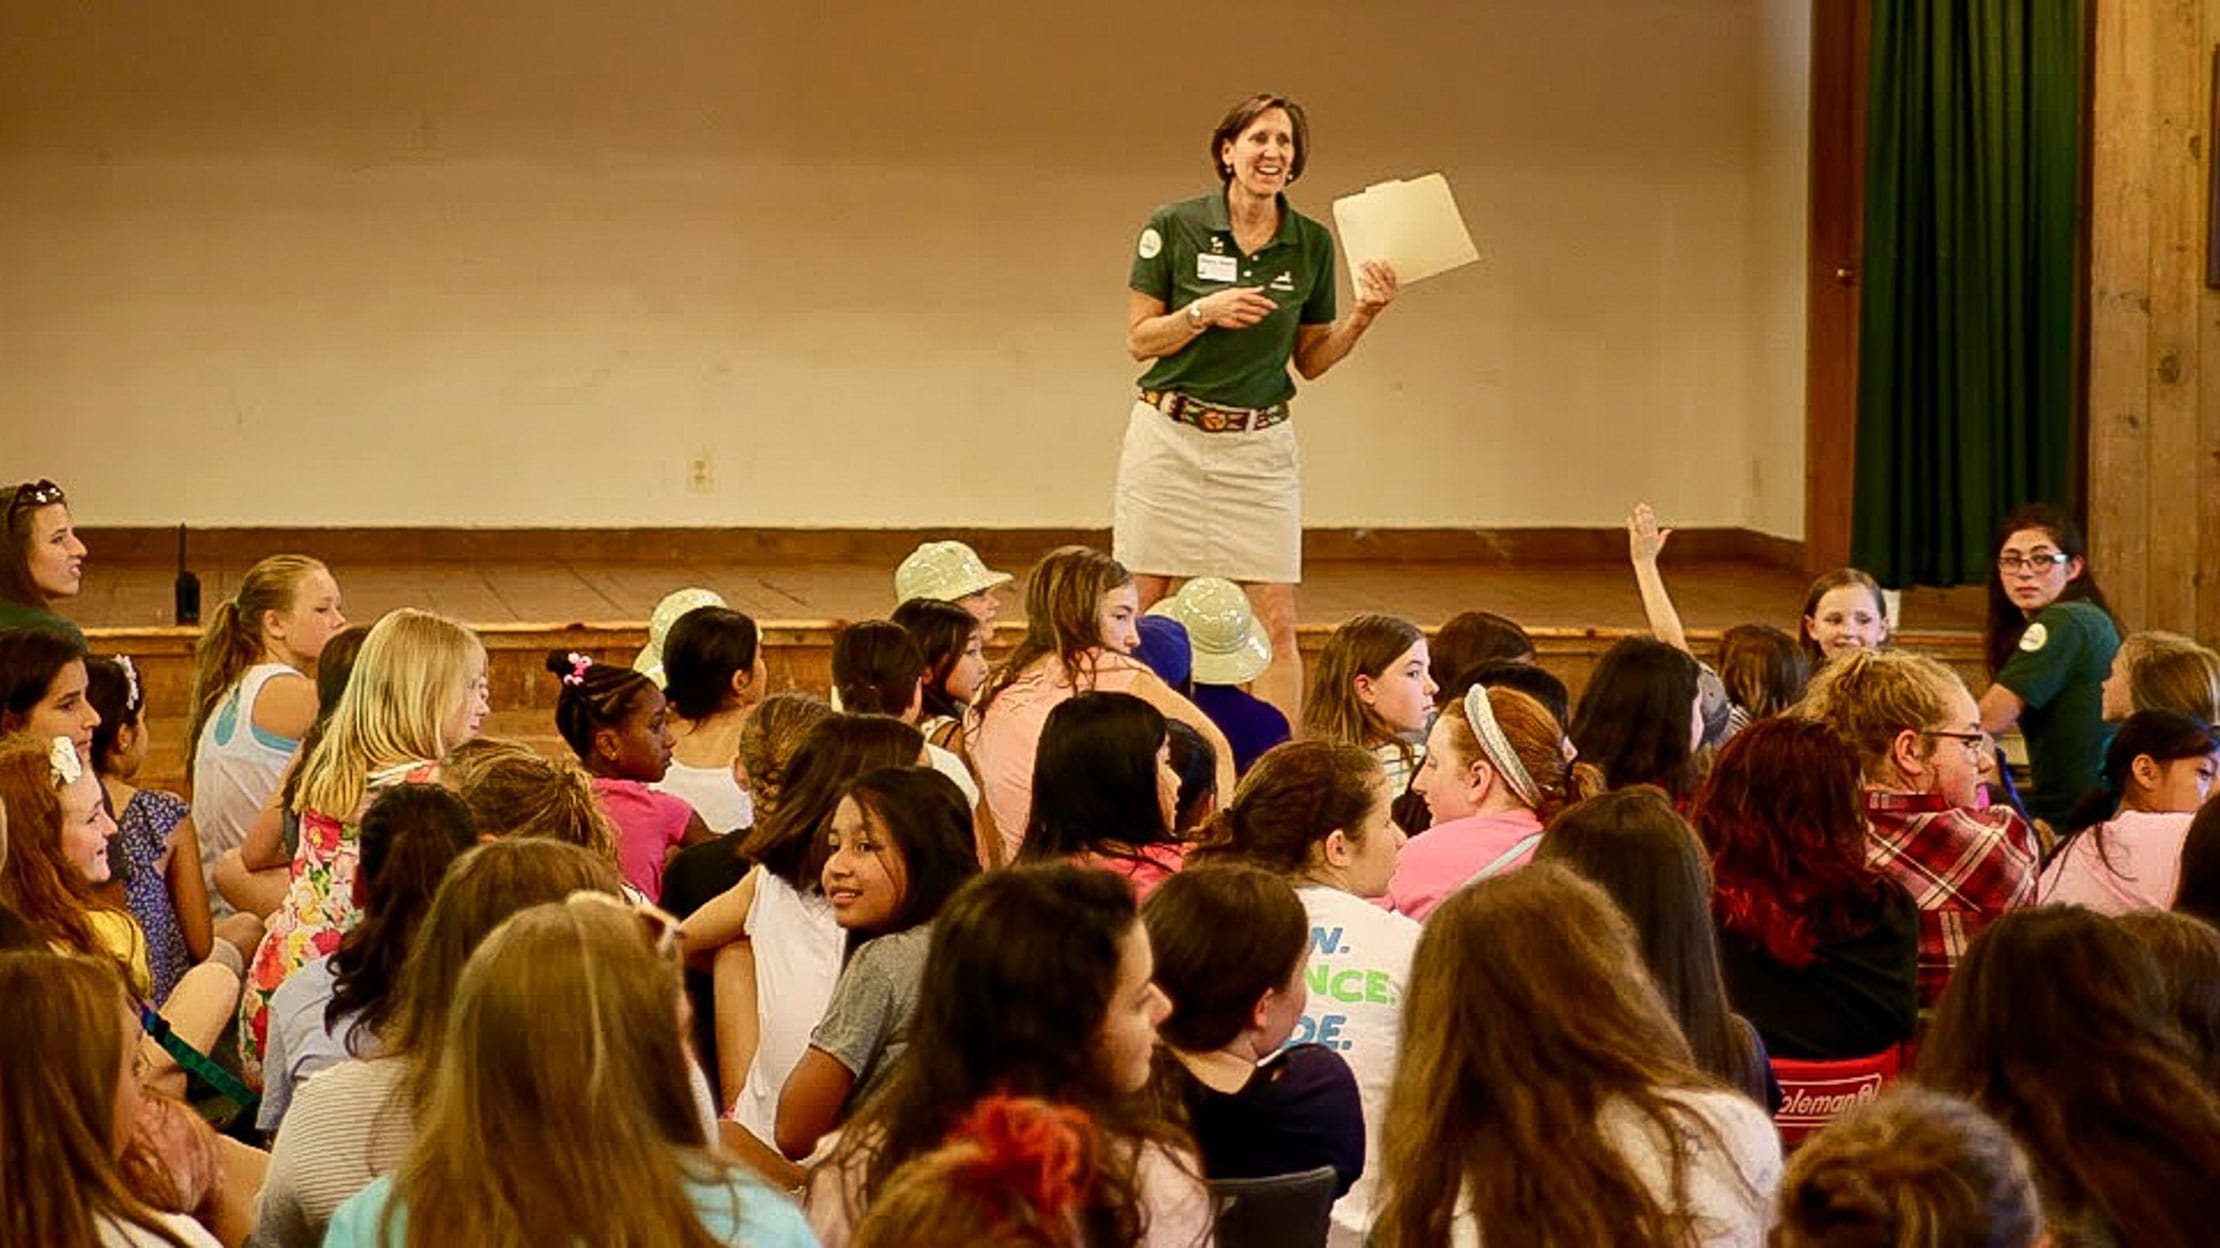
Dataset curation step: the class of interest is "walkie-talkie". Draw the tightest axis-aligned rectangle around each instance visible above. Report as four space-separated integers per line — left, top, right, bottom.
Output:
174 524 202 625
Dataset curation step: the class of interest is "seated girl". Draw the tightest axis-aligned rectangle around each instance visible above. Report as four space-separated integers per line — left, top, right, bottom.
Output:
1388 684 1594 918
1919 907 2220 1246
2042 710 2219 912
892 596 990 753
1018 691 1188 898
970 546 1232 858
1626 503 1810 731
1535 788 1776 1108
1693 718 1919 1060
251 840 624 1247
256 784 477 1135
1191 740 1413 1248
183 554 346 900
2102 629 2220 724
1372 864 1782 1246
776 767 982 1160
219 624 370 919
87 654 212 1005
1800 567 1892 667
2115 909 2220 1091
1772 1086 2043 1248
850 1094 1103 1248
0 623 100 760
1569 635 1706 806
240 608 487 1084
1427 609 1535 691
654 604 766 834
674 714 921 1157
1148 577 1292 773
0 950 224 1247
893 539 1012 626
806 864 1205 1248
1302 614 1435 816
1978 503 2123 828
0 735 263 1100
0 477 88 639
834 619 981 806
322 892 814 1248
546 650 713 902
1143 863 1363 1195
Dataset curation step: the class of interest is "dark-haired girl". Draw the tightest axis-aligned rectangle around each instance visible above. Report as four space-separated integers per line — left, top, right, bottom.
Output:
807 865 1202 1247
892 596 990 753
2041 709 2219 912
1919 906 2220 1247
654 605 765 835
546 650 712 902
0 623 100 760
1979 503 2123 827
1018 691 1187 898
775 767 982 1160
87 655 210 1005
1144 864 1364 1195
0 477 88 639
1570 636 1706 805
1693 717 1919 1059
257 783 476 1134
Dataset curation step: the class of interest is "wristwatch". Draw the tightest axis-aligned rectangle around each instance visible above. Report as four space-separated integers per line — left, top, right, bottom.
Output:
1187 302 1205 330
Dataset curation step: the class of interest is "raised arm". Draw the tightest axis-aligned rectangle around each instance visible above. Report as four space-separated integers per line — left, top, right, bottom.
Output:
1626 502 1692 655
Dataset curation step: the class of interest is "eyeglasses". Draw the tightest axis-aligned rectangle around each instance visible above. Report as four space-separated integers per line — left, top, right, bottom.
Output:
1996 551 2071 573
564 889 680 959
1923 729 1996 757
6 479 64 515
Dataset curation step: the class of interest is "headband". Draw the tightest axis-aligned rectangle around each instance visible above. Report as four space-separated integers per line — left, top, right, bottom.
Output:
1462 685 1541 809
48 736 82 787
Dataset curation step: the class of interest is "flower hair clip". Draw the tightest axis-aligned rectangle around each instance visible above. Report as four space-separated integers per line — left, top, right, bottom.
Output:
48 736 83 788
562 652 594 687
116 654 143 713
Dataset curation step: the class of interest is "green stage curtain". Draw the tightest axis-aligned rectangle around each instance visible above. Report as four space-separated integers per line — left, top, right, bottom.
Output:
1851 0 2084 588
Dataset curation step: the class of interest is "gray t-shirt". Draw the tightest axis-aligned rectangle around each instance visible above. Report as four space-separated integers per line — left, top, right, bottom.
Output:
809 924 931 1105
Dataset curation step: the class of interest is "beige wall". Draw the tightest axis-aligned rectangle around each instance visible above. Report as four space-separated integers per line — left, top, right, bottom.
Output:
0 1 1809 535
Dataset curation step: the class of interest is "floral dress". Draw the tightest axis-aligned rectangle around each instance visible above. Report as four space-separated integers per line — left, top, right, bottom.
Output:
118 788 193 1005
238 762 435 1088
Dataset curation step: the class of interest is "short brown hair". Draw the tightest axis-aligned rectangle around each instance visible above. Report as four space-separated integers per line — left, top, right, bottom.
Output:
1209 94 1309 185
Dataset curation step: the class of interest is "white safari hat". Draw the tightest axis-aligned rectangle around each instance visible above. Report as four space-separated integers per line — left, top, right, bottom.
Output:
633 587 728 683
1148 577 1272 686
894 541 1012 606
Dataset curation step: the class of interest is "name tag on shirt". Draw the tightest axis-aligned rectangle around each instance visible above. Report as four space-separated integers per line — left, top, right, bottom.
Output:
1197 253 1239 283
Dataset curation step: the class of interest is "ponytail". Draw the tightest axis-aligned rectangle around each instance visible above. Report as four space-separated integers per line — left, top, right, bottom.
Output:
2053 710 2220 866
1191 740 1385 875
182 554 328 777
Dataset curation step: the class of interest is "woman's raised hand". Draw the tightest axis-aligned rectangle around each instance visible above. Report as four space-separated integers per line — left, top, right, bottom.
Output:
1356 259 1399 313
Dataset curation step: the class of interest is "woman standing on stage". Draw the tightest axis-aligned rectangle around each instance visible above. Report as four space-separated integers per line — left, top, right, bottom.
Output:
1117 93 1398 718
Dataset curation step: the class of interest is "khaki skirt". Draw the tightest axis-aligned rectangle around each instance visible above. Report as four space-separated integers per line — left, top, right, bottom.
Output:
1111 398 1303 584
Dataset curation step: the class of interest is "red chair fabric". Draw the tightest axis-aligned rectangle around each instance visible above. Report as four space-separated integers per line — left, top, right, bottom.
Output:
1770 1046 1903 1146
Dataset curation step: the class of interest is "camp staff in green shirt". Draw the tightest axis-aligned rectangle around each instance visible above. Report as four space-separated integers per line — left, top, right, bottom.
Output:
1 480 88 645
1978 505 2122 828
1114 93 1398 719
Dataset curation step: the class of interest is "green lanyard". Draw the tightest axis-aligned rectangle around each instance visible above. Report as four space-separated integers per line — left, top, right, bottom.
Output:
138 1000 259 1114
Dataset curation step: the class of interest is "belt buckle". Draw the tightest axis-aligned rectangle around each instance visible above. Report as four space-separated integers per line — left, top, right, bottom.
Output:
1199 407 1230 433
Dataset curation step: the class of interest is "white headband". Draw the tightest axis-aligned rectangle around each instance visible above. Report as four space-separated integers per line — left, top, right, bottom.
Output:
1463 685 1541 809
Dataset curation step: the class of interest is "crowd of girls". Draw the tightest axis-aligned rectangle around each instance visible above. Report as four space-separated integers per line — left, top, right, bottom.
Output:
11 470 2220 1248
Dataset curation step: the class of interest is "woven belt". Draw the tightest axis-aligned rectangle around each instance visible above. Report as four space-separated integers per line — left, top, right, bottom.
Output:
1141 389 1290 434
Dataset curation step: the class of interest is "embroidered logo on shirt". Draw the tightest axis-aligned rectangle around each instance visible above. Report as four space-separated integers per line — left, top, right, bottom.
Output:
1269 271 1295 292
1137 227 1162 260
2019 622 2049 653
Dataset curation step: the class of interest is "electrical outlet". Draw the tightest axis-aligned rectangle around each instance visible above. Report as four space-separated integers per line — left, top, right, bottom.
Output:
688 454 714 493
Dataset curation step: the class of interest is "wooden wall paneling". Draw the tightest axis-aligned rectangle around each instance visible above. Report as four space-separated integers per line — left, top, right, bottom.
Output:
2144 0 2207 632
1804 0 1869 575
2202 0 2220 645
2087 0 2158 630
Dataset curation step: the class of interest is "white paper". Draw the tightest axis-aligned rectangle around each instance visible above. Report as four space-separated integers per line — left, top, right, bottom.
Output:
1331 172 1480 287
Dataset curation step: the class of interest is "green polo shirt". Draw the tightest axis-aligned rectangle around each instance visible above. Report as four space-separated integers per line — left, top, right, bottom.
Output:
1996 599 2119 825
1129 189 1337 410
0 599 84 645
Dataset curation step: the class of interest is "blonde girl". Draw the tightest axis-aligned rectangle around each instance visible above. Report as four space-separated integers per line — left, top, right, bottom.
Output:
1301 614 1436 806
1374 864 1781 1247
0 950 221 1248
970 546 1232 857
237 608 488 1083
2102 630 2220 725
184 555 347 890
322 893 815 1248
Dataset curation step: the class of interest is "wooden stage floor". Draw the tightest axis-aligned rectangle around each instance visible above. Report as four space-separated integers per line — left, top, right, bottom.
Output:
69 554 1988 637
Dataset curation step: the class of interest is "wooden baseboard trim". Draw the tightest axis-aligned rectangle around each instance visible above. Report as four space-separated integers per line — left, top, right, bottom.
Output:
82 525 1808 571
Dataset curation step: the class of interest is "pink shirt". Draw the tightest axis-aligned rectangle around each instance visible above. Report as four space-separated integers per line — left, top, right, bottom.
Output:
1082 843 1188 901
1383 809 1544 920
592 777 695 902
969 650 1151 860
2038 809 2192 914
